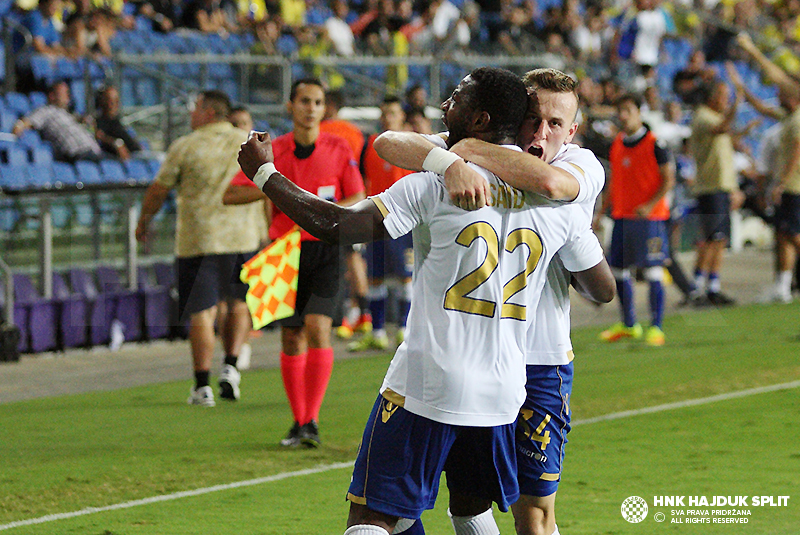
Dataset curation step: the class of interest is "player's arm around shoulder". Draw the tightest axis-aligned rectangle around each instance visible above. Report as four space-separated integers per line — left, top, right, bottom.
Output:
238 132 388 245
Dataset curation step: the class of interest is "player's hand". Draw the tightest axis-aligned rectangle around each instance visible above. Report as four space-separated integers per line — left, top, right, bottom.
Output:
634 203 652 218
444 159 490 211
238 131 275 180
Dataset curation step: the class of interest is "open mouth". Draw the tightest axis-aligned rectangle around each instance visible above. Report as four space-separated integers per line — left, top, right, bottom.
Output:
528 146 544 159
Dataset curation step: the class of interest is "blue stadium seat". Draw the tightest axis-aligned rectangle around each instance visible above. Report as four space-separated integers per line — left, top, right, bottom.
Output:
0 197 19 232
124 159 151 184
30 54 55 87
99 159 128 184
74 160 102 185
145 158 162 177
70 80 87 115
26 163 54 189
28 91 46 110
51 161 78 187
0 108 16 133
55 57 82 80
4 92 30 116
17 129 43 149
0 164 28 191
3 145 28 167
29 144 54 165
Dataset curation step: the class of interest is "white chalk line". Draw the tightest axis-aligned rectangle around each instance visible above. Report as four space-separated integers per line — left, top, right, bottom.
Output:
2 379 798 531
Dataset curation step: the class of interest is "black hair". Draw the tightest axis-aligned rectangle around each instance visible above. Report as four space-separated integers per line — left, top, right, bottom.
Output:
290 78 325 101
468 67 528 142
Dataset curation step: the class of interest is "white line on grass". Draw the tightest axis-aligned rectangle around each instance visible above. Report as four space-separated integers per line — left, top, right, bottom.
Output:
572 380 800 426
2 380 798 531
0 461 354 532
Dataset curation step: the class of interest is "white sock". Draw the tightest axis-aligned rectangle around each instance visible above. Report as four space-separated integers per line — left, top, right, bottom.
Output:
394 518 417 533
551 525 561 535
777 270 793 294
448 508 499 535
343 525 390 535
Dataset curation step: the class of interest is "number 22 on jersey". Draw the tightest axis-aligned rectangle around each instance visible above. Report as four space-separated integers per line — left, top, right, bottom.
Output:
444 221 543 320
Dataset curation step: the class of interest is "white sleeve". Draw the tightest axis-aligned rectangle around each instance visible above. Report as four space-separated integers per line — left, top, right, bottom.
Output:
375 171 441 239
422 133 448 149
552 147 606 206
557 226 605 273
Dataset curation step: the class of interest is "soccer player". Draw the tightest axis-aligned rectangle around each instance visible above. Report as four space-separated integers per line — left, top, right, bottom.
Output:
238 67 598 535
374 68 614 535
598 93 675 346
348 96 414 351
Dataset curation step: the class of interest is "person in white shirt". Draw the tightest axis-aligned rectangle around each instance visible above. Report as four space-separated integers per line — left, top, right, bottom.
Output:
238 67 604 535
374 68 614 535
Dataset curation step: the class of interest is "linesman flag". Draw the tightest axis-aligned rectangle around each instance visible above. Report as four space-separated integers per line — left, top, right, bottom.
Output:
240 227 301 329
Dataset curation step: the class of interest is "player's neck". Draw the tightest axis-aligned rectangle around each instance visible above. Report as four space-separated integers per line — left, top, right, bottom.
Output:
293 125 319 146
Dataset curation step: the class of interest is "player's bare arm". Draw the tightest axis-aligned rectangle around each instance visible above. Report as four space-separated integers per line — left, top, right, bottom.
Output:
571 258 615 304
238 132 388 245
222 184 266 205
374 130 490 210
635 161 676 217
449 137 580 201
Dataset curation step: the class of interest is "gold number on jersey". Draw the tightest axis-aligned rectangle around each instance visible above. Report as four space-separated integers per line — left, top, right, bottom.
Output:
443 222 499 318
502 228 543 320
444 223 543 318
519 409 552 450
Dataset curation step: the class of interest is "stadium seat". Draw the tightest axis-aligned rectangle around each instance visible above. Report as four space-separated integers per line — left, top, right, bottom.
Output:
52 271 88 349
29 144 54 166
69 268 111 346
0 164 28 191
69 80 87 115
145 159 162 178
0 197 20 232
0 108 16 133
152 261 187 339
138 265 171 341
99 159 128 184
124 159 152 184
55 57 82 80
30 55 55 87
4 92 30 116
95 266 143 342
17 129 43 149
0 277 29 353
2 145 28 167
12 273 58 353
26 163 54 189
51 161 78 188
74 160 103 185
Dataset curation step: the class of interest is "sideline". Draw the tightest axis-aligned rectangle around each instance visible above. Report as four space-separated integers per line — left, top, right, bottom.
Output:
2 380 798 531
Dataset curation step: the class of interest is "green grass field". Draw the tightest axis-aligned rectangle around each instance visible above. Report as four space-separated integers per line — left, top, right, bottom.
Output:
1 303 799 534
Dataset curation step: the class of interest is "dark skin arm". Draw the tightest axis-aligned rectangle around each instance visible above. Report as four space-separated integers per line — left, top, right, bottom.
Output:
238 132 389 246
570 257 615 304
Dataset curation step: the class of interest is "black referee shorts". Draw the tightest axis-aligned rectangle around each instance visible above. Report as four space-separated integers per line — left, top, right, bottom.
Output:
277 240 344 328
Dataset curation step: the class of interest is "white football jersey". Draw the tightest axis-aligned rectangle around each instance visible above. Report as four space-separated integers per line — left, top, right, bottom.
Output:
373 147 590 426
526 143 606 365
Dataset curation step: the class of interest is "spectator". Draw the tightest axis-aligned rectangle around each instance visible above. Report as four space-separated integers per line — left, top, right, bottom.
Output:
319 90 365 159
130 0 180 32
673 49 717 106
324 0 356 57
405 108 432 134
13 80 103 163
403 83 428 116
135 90 260 407
18 0 67 57
180 0 238 35
497 4 541 56
228 106 254 131
62 9 114 59
93 85 142 160
611 0 673 91
689 78 745 306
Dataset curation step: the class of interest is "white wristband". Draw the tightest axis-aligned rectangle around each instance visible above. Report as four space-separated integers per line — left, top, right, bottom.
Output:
422 147 461 176
253 163 277 190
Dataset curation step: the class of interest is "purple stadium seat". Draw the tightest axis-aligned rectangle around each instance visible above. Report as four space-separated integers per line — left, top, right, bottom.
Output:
152 261 187 339
52 272 88 348
95 266 143 342
138 266 170 340
69 268 111 346
12 273 57 353
0 278 29 353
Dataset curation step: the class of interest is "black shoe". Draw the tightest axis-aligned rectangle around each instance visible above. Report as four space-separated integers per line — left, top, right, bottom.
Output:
279 422 302 447
299 420 321 448
707 291 736 306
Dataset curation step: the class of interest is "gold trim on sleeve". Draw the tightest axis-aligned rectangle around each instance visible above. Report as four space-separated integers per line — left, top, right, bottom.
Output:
539 472 560 481
371 196 390 217
346 492 367 505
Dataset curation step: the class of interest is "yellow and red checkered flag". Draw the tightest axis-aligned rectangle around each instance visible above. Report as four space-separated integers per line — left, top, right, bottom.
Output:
240 227 301 329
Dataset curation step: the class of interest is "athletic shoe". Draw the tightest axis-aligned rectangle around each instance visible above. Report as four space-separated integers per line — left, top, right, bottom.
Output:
707 291 736 307
299 420 321 448
395 327 405 346
758 285 793 304
187 385 215 407
599 322 643 342
218 364 241 401
644 325 666 346
348 332 390 352
335 318 355 340
354 313 373 334
280 422 302 447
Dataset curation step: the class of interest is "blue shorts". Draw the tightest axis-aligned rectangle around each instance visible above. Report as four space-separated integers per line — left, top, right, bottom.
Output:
516 364 573 497
347 394 519 519
776 193 800 237
608 219 668 269
366 233 413 280
696 192 731 242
